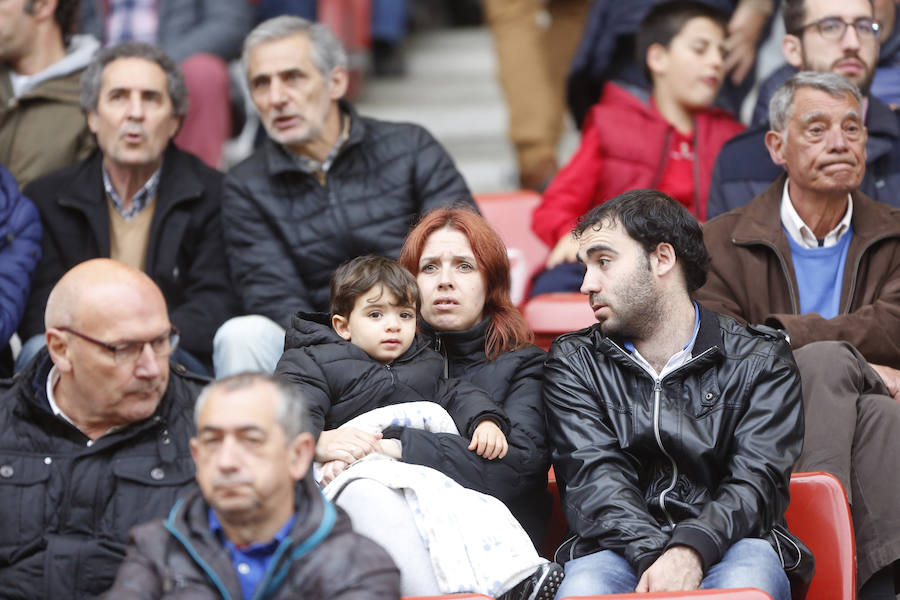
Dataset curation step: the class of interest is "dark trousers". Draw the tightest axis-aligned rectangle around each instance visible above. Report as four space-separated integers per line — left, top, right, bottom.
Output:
793 341 900 587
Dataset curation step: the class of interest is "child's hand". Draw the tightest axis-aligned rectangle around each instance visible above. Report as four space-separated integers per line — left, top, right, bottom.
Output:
468 420 509 460
320 460 348 485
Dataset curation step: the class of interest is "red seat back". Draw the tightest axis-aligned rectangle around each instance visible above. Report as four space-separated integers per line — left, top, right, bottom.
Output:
522 292 596 350
475 192 549 305
785 472 856 600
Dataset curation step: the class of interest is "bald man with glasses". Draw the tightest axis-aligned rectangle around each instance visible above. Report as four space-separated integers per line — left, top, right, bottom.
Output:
0 258 207 599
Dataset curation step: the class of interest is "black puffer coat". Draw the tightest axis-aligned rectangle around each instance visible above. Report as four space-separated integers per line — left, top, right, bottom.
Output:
274 312 509 439
0 349 206 599
384 319 551 545
544 306 805 577
222 103 475 327
103 476 401 599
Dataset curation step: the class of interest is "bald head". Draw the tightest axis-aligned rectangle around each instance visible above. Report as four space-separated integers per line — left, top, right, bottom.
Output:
45 259 166 330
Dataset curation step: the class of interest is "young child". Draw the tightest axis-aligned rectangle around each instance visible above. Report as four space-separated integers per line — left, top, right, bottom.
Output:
276 254 511 473
276 255 562 599
530 1 746 295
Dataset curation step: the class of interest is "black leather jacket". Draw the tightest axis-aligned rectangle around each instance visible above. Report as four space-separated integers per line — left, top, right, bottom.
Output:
544 306 803 577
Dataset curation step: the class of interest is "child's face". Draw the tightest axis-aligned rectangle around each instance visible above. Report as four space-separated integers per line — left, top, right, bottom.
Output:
332 285 417 364
649 16 726 111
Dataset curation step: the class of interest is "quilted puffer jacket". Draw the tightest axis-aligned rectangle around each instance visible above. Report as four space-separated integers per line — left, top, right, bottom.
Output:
222 102 474 327
274 312 510 439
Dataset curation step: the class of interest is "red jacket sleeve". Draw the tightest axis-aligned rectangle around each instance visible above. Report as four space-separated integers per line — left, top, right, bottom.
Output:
532 109 605 247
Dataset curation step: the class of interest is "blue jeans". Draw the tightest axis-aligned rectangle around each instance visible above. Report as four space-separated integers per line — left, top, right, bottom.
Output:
372 0 408 43
555 539 789 600
213 315 286 378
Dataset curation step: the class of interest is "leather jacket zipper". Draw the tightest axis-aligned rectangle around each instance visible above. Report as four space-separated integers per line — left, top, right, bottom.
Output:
652 378 678 530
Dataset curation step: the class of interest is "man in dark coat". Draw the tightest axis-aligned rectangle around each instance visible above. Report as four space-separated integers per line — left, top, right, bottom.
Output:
214 15 475 377
18 42 238 374
0 259 207 599
104 372 401 599
544 189 805 599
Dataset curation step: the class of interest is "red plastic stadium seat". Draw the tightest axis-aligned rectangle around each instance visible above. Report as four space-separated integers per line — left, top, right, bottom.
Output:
542 467 569 560
317 0 371 98
474 191 549 305
785 472 855 600
560 589 773 599
522 292 596 350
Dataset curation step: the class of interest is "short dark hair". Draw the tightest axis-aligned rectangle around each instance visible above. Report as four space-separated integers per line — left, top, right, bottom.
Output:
783 0 874 35
80 42 188 118
24 0 80 44
330 255 420 318
573 189 710 293
636 1 728 83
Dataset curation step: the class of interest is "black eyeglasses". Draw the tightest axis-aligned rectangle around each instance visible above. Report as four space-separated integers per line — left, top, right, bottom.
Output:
59 326 180 364
799 16 881 40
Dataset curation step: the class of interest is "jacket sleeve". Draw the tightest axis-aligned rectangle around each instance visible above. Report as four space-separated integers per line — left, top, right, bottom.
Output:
275 347 334 437
429 377 511 437
101 530 166 600
693 225 755 326
222 173 314 327
411 126 476 213
532 109 604 247
544 339 669 574
161 0 251 62
389 350 550 503
0 167 41 344
167 177 240 359
667 337 802 572
765 268 900 367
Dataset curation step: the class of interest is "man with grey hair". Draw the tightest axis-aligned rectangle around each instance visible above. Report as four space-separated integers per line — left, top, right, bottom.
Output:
214 16 475 376
707 0 900 218
696 71 900 600
105 372 402 599
17 41 238 375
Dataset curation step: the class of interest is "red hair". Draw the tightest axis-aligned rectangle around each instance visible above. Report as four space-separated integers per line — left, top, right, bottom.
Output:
400 206 533 359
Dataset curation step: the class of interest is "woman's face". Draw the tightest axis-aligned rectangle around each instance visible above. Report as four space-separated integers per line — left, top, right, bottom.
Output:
416 227 487 331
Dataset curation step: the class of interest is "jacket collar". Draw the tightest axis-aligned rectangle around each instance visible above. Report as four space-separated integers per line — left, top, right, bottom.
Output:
731 172 900 247
420 317 490 360
166 472 338 598
598 304 723 376
55 143 204 254
263 100 365 177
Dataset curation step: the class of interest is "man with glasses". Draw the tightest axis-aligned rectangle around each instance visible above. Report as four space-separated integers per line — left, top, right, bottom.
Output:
0 258 207 599
707 0 900 217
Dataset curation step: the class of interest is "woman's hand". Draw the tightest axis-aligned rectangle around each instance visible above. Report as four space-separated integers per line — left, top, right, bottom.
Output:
319 459 348 485
468 420 509 460
315 427 382 463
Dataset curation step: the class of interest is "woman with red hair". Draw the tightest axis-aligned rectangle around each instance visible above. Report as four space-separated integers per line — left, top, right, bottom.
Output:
396 206 551 543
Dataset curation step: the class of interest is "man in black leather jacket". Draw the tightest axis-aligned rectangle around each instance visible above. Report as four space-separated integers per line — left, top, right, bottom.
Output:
544 189 806 599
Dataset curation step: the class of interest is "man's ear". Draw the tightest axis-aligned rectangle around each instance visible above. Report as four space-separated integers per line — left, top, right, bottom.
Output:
782 34 804 68
189 437 200 464
29 0 58 21
86 111 99 136
332 314 351 341
645 43 669 78
327 66 349 101
765 130 788 167
288 432 316 481
45 328 72 373
651 243 678 279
